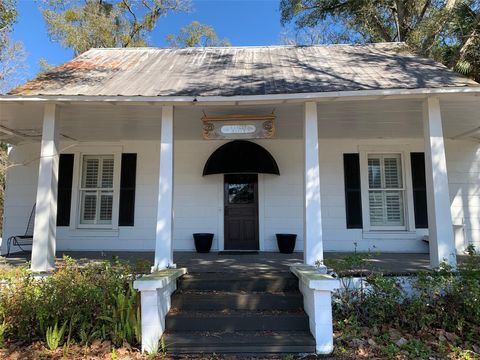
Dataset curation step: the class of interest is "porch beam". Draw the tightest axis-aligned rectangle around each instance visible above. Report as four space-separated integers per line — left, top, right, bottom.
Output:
154 105 174 270
303 102 325 268
423 97 457 268
1 86 480 105
31 103 59 272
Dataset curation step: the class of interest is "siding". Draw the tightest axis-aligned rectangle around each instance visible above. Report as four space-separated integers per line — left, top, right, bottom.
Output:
445 139 480 251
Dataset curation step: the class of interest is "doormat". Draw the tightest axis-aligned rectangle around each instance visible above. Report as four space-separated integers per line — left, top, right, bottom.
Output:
218 251 259 255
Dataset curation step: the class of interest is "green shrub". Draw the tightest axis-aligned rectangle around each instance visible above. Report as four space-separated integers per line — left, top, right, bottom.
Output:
0 257 147 348
332 247 480 343
98 283 141 347
402 339 431 360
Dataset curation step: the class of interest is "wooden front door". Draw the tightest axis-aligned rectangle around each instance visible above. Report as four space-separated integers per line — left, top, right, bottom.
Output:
224 174 259 250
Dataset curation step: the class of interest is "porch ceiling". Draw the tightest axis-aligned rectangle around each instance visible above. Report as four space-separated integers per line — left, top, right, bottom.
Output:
0 96 479 144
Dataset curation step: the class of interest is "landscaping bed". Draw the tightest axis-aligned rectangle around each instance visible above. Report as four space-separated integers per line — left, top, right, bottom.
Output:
0 248 478 359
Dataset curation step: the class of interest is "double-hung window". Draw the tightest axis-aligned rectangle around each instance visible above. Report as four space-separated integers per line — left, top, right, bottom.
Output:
367 153 405 229
79 155 115 225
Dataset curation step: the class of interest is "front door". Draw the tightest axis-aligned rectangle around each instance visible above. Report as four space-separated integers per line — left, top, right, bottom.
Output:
224 174 259 250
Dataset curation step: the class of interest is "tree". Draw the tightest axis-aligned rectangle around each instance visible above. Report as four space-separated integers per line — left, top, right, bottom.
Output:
0 0 17 31
280 0 480 81
166 21 230 47
0 0 21 230
40 0 191 55
0 0 25 94
281 17 356 45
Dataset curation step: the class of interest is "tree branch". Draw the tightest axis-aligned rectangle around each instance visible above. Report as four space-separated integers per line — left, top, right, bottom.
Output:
418 0 431 22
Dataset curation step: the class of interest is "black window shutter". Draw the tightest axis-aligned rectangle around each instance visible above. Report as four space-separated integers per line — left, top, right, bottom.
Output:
119 153 137 226
410 152 428 228
57 154 74 226
343 154 363 229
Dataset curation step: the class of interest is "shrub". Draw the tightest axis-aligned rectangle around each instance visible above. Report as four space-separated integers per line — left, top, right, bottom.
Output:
0 257 147 348
331 247 480 343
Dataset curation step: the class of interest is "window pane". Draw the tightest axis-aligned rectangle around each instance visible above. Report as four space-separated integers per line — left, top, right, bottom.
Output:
368 190 405 226
368 157 381 189
386 190 404 225
228 183 254 204
81 192 97 223
99 192 113 222
82 157 99 188
384 156 402 188
101 157 114 188
369 191 385 226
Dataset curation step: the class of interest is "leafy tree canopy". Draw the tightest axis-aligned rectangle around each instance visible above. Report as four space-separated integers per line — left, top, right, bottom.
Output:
41 0 191 55
166 20 230 47
280 0 480 81
0 0 17 32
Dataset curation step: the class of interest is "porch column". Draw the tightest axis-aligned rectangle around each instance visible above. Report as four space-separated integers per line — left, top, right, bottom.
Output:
423 97 457 268
303 102 325 268
154 106 174 270
31 104 59 272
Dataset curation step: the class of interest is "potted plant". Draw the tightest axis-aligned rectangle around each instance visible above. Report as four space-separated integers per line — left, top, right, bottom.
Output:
275 233 297 254
193 233 214 253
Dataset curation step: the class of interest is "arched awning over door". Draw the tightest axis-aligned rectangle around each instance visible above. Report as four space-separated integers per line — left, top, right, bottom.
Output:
202 140 280 176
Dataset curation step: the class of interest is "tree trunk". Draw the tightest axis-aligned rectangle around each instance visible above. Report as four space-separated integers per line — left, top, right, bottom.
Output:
393 0 406 41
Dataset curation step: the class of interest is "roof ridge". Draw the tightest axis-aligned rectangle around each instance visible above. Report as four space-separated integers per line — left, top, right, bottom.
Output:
85 42 407 52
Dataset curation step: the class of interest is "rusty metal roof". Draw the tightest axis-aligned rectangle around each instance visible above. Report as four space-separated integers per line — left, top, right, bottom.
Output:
9 43 478 97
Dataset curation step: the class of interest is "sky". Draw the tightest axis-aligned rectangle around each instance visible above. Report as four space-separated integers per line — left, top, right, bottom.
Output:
12 0 287 81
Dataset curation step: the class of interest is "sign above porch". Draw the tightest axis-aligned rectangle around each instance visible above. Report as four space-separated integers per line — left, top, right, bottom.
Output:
201 113 275 140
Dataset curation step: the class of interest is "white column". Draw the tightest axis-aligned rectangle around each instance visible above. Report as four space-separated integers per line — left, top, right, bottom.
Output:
303 102 325 268
31 104 59 272
423 97 457 268
154 106 174 270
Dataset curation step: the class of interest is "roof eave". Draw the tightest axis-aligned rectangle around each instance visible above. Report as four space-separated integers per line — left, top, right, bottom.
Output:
0 86 479 105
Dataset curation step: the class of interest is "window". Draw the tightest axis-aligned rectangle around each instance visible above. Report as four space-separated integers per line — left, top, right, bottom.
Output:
367 154 405 228
79 155 115 225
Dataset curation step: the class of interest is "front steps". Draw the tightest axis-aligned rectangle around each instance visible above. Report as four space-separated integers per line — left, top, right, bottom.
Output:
163 271 316 354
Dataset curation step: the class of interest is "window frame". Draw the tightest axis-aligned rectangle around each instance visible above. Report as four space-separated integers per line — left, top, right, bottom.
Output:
359 145 416 233
69 146 122 230
79 155 115 226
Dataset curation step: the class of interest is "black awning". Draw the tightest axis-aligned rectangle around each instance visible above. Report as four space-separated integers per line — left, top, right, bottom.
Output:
203 140 280 176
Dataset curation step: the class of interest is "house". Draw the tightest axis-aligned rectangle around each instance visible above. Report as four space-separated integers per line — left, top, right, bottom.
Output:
1 43 480 353
2 42 480 270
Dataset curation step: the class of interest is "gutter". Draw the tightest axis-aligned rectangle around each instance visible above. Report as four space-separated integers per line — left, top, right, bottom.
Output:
0 86 479 105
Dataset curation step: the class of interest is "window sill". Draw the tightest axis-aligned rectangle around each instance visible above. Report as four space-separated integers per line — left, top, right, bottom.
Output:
362 231 417 240
68 229 119 238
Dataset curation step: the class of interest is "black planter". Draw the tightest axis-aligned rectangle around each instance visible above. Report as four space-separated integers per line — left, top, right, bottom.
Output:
193 233 214 253
276 233 297 254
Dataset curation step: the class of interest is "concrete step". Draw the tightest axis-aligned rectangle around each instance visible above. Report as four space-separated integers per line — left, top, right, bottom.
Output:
172 291 304 311
163 331 316 354
165 310 310 332
178 272 299 292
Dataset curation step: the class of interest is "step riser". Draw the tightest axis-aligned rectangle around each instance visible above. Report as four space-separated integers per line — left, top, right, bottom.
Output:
166 315 310 332
163 331 316 354
165 346 316 354
178 279 299 292
172 294 303 311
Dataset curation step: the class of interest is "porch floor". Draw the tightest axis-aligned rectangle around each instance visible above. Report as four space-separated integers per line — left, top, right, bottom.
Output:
1 251 464 275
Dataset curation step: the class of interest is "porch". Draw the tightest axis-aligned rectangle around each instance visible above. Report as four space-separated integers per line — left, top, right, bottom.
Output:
1 250 468 275
2 96 480 273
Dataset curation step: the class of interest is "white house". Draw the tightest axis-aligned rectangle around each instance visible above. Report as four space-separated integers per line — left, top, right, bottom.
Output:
1 43 480 273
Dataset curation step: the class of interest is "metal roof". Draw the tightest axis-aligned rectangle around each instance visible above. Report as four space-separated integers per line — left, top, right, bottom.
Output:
9 43 478 97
